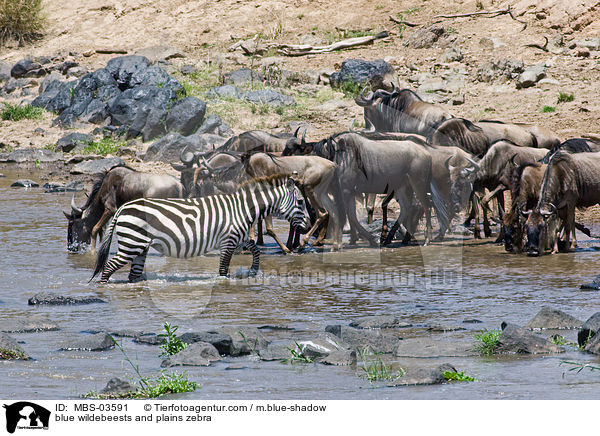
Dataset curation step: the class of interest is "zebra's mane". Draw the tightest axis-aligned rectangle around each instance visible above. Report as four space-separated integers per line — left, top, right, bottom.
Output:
238 174 291 188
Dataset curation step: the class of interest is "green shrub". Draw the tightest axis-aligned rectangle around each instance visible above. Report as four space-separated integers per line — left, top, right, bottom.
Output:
83 138 125 156
158 322 187 357
0 0 45 46
541 105 556 113
335 80 363 98
557 92 574 103
474 329 501 356
443 371 476 382
1 103 44 121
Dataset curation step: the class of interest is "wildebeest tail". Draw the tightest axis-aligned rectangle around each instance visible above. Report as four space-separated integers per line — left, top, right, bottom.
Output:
575 222 591 237
430 178 449 231
89 209 120 282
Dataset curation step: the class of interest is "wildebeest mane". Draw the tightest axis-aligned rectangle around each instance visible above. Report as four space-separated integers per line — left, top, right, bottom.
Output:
327 133 368 178
510 161 541 206
540 138 596 164
82 163 134 210
428 118 488 157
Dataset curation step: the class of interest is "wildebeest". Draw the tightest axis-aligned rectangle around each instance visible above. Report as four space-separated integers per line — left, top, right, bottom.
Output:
64 166 184 253
219 129 296 153
476 120 560 149
539 138 600 164
524 151 600 255
354 87 453 138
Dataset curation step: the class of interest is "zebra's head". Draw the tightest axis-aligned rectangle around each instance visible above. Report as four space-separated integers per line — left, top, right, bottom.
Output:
278 177 310 232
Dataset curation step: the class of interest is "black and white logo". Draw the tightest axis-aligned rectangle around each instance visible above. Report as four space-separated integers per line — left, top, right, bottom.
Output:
3 402 50 434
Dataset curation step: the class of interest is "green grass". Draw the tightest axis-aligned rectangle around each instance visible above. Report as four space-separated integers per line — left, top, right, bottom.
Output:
357 347 403 382
83 137 125 156
178 64 221 98
474 329 502 356
551 335 567 346
443 371 476 382
283 342 314 364
560 361 600 374
0 348 26 360
541 105 556 113
158 322 187 357
334 80 363 98
1 103 44 121
0 0 45 46
557 92 574 103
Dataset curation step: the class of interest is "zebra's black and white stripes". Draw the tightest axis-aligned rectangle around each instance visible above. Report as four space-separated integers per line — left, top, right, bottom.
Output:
91 175 308 283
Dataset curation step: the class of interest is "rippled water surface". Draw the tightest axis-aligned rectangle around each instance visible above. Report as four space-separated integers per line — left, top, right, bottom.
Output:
1 167 600 399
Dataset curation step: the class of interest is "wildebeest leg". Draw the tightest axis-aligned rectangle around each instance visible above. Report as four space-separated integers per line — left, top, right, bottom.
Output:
300 187 329 248
379 192 394 244
365 194 376 224
128 247 149 282
385 187 412 245
245 239 261 276
566 205 577 251
264 216 291 253
90 208 114 254
345 190 377 246
409 177 433 245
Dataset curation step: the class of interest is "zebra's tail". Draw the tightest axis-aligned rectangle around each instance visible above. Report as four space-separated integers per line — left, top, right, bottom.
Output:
89 209 120 282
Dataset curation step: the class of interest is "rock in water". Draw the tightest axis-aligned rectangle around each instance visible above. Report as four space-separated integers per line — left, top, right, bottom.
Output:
161 341 221 367
497 322 563 354
61 332 114 351
0 332 29 360
28 292 106 305
526 307 583 330
388 363 457 386
100 377 136 395
325 324 400 353
578 312 600 346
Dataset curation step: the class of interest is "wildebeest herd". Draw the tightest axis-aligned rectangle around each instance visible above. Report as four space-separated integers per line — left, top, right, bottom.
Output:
64 85 600 282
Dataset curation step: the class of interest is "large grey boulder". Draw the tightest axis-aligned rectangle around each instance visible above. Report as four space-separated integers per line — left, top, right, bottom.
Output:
224 68 264 85
178 331 233 355
206 85 245 100
11 59 46 78
196 114 234 137
55 132 93 153
497 322 563 354
143 132 221 162
105 55 151 90
217 326 269 356
516 63 546 89
61 332 114 351
388 363 456 387
244 89 295 107
325 324 401 353
329 58 394 87
526 307 583 330
407 26 445 49
0 332 29 360
161 341 221 367
31 79 77 113
70 157 125 175
318 349 357 366
258 343 294 361
165 97 206 136
296 332 351 360
578 312 600 346
1 149 63 163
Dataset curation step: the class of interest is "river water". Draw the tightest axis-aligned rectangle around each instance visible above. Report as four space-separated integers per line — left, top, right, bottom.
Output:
1 167 600 399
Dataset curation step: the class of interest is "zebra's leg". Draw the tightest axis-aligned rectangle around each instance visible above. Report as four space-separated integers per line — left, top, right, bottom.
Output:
286 225 296 250
245 239 261 276
256 219 264 245
218 238 238 276
128 248 149 283
100 253 133 283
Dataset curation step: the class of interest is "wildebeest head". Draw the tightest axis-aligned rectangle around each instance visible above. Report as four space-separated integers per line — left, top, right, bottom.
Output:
503 208 525 253
64 195 90 252
523 204 557 256
282 127 312 156
447 155 479 214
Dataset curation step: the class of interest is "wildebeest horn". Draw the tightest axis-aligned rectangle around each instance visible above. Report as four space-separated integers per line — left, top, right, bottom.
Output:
510 153 519 168
464 155 480 171
444 156 455 172
349 119 357 132
355 86 373 106
301 130 306 146
521 209 532 217
71 195 83 214
293 126 302 138
180 146 195 167
390 81 398 93
201 155 214 173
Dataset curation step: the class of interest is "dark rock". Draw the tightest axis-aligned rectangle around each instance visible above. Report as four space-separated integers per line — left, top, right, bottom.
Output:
217 326 269 356
388 363 456 387
31 79 76 113
463 319 483 324
70 157 125 175
580 277 600 290
318 349 357 366
224 68 264 85
206 85 245 100
196 114 233 137
109 329 149 338
407 25 445 49
526 307 583 330
38 71 63 94
584 333 600 355
578 312 600 346
330 59 395 87
0 314 59 333
133 333 162 346
258 343 293 361
43 181 85 193
2 148 63 163
516 63 546 89
296 332 351 360
130 65 182 95
99 377 135 395
178 331 233 355
426 325 466 332
244 89 296 107
105 55 151 90
325 324 400 353
394 338 477 358
143 132 219 162
109 85 174 128
11 59 46 79
61 332 114 351
141 107 168 141
257 324 294 331
80 99 110 124
160 341 221 367
497 322 563 354
165 97 206 136
349 315 411 329
0 332 29 360
28 292 106 305
180 65 198 75
55 132 93 153
11 179 39 188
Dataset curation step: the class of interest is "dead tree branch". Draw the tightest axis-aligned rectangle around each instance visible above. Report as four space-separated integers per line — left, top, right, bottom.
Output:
271 31 389 57
388 15 420 27
432 6 527 30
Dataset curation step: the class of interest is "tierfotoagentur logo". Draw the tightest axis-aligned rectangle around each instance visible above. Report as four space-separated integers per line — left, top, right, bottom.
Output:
2 402 50 434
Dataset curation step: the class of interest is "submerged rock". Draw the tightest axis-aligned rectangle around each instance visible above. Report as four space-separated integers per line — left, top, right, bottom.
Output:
133 333 162 346
318 349 357 366
584 334 600 355
388 363 457 387
258 343 294 361
349 315 411 329
0 314 59 333
99 377 135 395
394 338 477 358
217 326 269 356
578 312 600 346
28 292 106 305
178 331 233 355
296 332 351 360
325 324 401 353
61 332 114 351
10 179 39 188
526 307 583 330
497 322 563 354
161 341 221 367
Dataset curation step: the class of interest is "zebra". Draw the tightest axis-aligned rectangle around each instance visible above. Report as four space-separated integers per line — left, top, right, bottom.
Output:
90 175 309 283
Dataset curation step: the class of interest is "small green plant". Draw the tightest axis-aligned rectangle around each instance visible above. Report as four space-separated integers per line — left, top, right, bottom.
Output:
1 103 44 121
158 322 187 357
297 13 304 19
0 348 26 359
560 361 600 374
283 342 314 364
475 0 484 10
542 105 556 113
557 92 574 103
551 334 567 346
335 80 363 98
83 137 125 156
0 0 45 46
238 331 259 356
357 347 403 382
443 371 476 382
474 329 501 356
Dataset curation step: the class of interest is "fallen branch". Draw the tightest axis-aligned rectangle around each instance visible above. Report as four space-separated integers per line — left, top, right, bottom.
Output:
270 31 389 57
432 6 527 30
389 15 420 27
524 36 549 52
